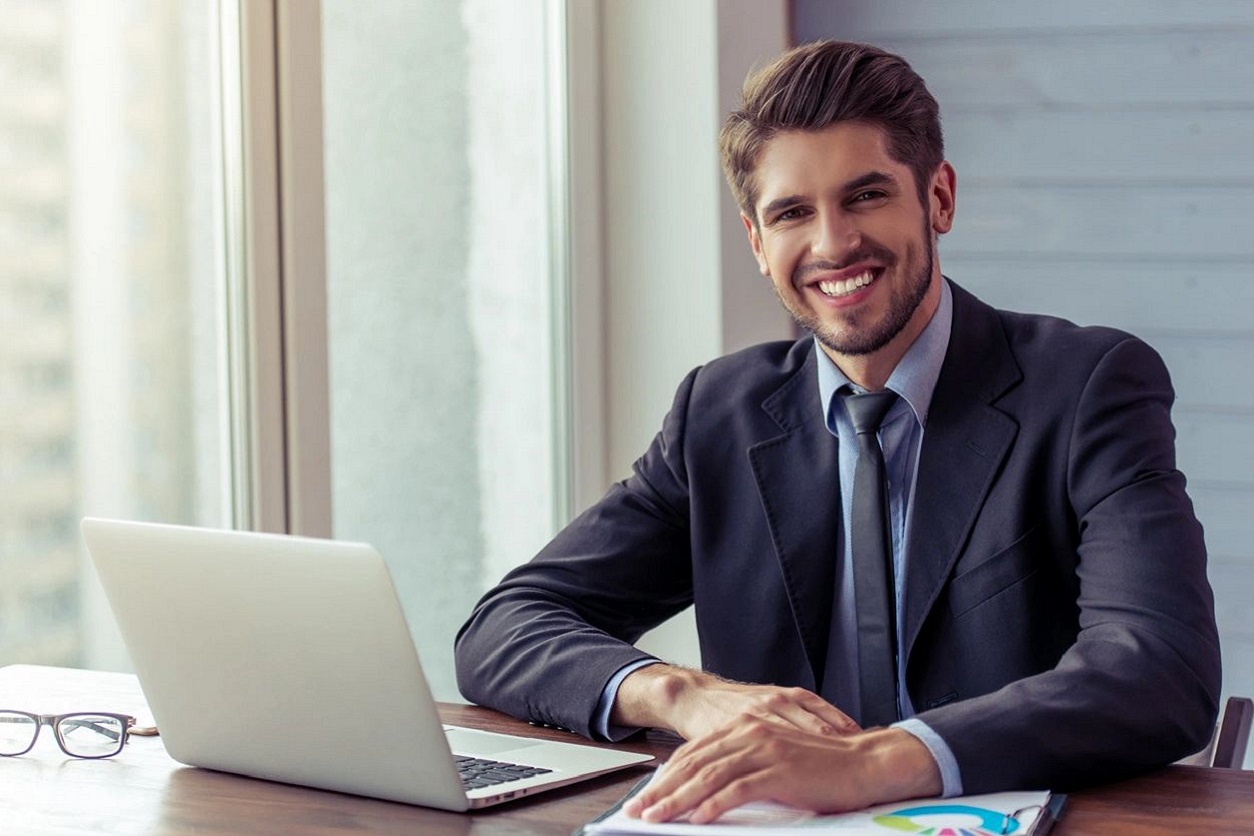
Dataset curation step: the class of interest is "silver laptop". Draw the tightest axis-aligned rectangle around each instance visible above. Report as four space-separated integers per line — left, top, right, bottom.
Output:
81 518 652 810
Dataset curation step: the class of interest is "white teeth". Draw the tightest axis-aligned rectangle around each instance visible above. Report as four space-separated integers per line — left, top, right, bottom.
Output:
817 270 875 297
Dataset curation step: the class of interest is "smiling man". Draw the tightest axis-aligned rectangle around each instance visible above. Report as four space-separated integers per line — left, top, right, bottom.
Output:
455 41 1220 822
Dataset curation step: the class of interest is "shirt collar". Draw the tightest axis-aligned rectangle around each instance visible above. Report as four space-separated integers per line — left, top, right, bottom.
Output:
816 278 953 432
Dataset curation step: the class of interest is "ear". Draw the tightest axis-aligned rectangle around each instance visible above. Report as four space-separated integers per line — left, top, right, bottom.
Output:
929 161 957 235
742 213 770 276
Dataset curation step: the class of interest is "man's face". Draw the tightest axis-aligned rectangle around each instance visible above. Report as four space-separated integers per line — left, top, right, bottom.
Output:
744 122 954 368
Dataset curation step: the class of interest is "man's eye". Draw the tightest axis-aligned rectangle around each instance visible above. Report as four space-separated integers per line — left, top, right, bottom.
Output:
852 190 887 203
775 207 805 222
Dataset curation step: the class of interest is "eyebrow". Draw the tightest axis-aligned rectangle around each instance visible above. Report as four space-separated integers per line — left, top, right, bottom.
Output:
758 170 901 221
759 194 807 222
843 170 899 194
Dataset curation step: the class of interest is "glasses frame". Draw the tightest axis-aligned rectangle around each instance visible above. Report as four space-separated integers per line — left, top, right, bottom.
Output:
0 710 137 759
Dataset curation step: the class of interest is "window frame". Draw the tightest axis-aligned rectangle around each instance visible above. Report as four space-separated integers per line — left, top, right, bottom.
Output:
245 0 582 538
239 0 790 554
228 0 331 536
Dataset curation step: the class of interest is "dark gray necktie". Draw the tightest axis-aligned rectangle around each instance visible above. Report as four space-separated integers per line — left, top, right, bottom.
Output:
844 390 900 727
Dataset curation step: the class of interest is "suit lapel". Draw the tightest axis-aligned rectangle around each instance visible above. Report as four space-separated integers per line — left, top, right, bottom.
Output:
744 286 1024 690
901 284 1022 659
747 346 839 689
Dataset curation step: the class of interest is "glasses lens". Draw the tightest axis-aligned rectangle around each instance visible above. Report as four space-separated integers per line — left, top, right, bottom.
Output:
56 714 125 758
0 712 38 756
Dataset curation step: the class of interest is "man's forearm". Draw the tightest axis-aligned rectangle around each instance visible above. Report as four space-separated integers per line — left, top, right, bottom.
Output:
855 727 944 805
610 663 703 733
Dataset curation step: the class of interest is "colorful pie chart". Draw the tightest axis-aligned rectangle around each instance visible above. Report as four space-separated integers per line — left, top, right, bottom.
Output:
872 803 1018 835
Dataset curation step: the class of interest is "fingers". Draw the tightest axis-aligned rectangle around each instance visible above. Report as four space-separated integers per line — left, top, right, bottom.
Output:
647 669 859 742
775 688 861 735
624 720 789 823
623 734 748 822
641 768 765 825
686 774 767 824
736 687 860 736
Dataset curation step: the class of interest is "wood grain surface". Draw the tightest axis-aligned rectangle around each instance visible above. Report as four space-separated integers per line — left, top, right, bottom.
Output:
2 665 1251 834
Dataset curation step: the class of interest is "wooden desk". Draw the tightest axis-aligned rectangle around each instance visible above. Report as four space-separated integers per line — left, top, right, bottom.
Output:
2 665 1253 834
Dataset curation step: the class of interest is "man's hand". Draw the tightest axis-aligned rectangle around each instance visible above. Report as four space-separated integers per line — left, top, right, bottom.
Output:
622 721 942 824
610 664 859 742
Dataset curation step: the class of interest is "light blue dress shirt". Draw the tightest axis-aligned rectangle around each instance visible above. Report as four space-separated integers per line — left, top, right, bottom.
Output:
593 281 962 797
816 279 961 797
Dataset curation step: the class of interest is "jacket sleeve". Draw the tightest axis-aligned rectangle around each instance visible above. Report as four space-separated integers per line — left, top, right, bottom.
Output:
921 337 1221 792
453 368 701 737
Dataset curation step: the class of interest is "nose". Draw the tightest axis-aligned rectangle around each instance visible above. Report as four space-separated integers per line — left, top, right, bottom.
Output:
812 208 861 264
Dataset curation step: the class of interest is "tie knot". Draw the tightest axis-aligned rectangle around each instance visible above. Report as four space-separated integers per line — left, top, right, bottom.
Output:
843 390 898 435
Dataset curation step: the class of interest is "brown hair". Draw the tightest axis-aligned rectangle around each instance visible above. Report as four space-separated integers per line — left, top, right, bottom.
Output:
719 40 943 223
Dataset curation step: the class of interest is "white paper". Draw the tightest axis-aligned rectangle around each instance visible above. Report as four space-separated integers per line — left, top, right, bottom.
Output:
586 770 1051 835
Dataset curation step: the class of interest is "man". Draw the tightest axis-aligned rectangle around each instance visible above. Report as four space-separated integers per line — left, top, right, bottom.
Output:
455 40 1220 823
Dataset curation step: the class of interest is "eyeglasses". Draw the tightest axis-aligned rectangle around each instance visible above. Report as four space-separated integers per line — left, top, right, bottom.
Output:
0 710 137 759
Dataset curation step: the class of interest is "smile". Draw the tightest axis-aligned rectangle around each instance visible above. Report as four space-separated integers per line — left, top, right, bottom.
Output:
816 269 877 298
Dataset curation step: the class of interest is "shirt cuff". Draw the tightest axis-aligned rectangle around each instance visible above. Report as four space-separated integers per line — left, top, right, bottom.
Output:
893 717 964 798
592 658 662 741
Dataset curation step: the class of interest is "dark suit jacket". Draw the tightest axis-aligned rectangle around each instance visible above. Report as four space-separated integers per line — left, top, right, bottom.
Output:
455 281 1221 793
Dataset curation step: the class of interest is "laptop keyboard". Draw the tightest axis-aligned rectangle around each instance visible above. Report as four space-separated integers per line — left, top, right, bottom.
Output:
456 755 554 790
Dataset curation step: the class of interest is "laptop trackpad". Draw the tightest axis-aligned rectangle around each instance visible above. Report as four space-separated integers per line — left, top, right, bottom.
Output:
445 726 544 756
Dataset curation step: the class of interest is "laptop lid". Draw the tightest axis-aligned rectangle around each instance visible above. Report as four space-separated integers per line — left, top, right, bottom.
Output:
81 518 651 810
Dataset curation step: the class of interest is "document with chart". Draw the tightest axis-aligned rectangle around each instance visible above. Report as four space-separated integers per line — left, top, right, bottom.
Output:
580 769 1063 835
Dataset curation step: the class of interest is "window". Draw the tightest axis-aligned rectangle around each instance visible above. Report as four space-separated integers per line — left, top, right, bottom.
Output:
0 0 230 669
319 0 563 700
3 0 572 702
